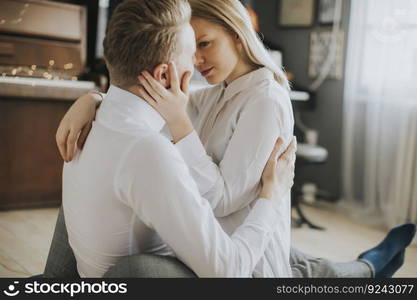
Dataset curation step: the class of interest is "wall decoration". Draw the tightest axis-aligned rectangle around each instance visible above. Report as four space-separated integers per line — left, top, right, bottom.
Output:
278 0 315 28
318 0 336 25
308 29 344 80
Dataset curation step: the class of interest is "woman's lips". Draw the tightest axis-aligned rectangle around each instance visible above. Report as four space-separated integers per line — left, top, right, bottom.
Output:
200 67 214 77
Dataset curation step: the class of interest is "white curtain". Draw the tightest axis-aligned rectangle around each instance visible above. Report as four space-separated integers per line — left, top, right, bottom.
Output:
342 0 417 228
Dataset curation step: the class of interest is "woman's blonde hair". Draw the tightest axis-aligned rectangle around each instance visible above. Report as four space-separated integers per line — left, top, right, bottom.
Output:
189 0 290 91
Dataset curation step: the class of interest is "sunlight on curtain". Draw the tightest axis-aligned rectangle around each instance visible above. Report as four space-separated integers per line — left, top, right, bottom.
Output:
342 0 417 228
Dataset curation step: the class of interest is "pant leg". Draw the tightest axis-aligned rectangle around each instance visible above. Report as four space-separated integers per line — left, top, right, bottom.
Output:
103 254 197 278
43 206 79 278
290 246 373 278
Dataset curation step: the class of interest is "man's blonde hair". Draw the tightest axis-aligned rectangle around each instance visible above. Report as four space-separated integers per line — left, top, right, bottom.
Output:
189 0 290 91
103 0 191 88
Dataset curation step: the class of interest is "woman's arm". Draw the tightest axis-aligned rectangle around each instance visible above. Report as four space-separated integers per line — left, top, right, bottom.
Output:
56 92 102 162
175 92 294 217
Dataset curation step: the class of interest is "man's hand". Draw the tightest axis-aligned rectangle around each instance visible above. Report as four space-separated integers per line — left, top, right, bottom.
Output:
260 137 297 202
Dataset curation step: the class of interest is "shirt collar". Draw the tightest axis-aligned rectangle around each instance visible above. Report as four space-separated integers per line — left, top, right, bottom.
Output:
97 85 166 134
221 67 274 102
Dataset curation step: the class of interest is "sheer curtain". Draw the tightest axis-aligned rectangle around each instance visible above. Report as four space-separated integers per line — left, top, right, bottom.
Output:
342 0 417 228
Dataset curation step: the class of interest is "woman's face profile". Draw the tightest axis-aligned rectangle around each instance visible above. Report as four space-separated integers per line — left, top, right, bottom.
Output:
191 17 241 85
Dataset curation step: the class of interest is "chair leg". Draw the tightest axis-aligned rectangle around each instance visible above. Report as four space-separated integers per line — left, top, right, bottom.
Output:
293 201 325 230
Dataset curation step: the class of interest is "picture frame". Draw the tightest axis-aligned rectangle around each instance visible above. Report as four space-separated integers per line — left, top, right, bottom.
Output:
308 28 344 80
318 0 336 25
278 0 315 28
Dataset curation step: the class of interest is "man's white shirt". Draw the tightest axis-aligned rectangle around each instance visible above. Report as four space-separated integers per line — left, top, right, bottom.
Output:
63 85 283 278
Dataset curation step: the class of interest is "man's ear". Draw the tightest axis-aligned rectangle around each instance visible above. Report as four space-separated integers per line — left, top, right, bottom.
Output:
152 63 170 88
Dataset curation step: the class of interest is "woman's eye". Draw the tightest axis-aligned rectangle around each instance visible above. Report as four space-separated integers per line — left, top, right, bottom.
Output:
198 41 210 48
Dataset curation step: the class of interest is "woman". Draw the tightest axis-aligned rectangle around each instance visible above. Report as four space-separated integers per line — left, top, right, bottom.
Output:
57 0 410 278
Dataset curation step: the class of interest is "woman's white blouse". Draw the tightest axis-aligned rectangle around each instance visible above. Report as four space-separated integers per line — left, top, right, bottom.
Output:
175 67 295 277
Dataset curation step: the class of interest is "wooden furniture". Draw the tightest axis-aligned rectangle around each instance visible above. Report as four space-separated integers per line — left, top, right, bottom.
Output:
0 78 95 210
0 0 87 79
0 98 72 209
0 0 95 210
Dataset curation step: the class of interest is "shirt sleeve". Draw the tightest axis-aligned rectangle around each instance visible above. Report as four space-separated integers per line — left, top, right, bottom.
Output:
175 88 294 217
114 134 284 278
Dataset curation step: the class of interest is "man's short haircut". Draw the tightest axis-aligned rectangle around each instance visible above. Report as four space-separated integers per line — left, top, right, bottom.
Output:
103 0 191 88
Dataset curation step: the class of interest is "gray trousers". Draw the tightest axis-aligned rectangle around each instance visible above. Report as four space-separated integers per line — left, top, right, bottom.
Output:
44 207 372 278
290 246 372 278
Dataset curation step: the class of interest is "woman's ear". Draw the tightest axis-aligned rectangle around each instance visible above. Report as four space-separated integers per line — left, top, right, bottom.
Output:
234 34 243 53
152 63 169 88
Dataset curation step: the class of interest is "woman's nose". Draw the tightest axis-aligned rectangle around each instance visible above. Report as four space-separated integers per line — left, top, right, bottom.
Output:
194 51 204 66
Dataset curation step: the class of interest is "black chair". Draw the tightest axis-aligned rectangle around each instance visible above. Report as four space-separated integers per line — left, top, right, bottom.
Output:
291 143 328 230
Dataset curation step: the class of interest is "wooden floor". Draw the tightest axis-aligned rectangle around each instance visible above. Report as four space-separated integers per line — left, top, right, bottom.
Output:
0 202 416 277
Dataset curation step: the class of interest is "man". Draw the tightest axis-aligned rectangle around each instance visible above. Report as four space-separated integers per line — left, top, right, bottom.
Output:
61 0 294 278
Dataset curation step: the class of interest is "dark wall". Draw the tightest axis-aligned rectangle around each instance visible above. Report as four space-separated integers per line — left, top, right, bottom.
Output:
253 0 352 200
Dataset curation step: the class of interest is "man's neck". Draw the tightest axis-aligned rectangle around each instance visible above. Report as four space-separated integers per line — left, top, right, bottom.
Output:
109 81 142 98
126 85 142 98
98 85 166 134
